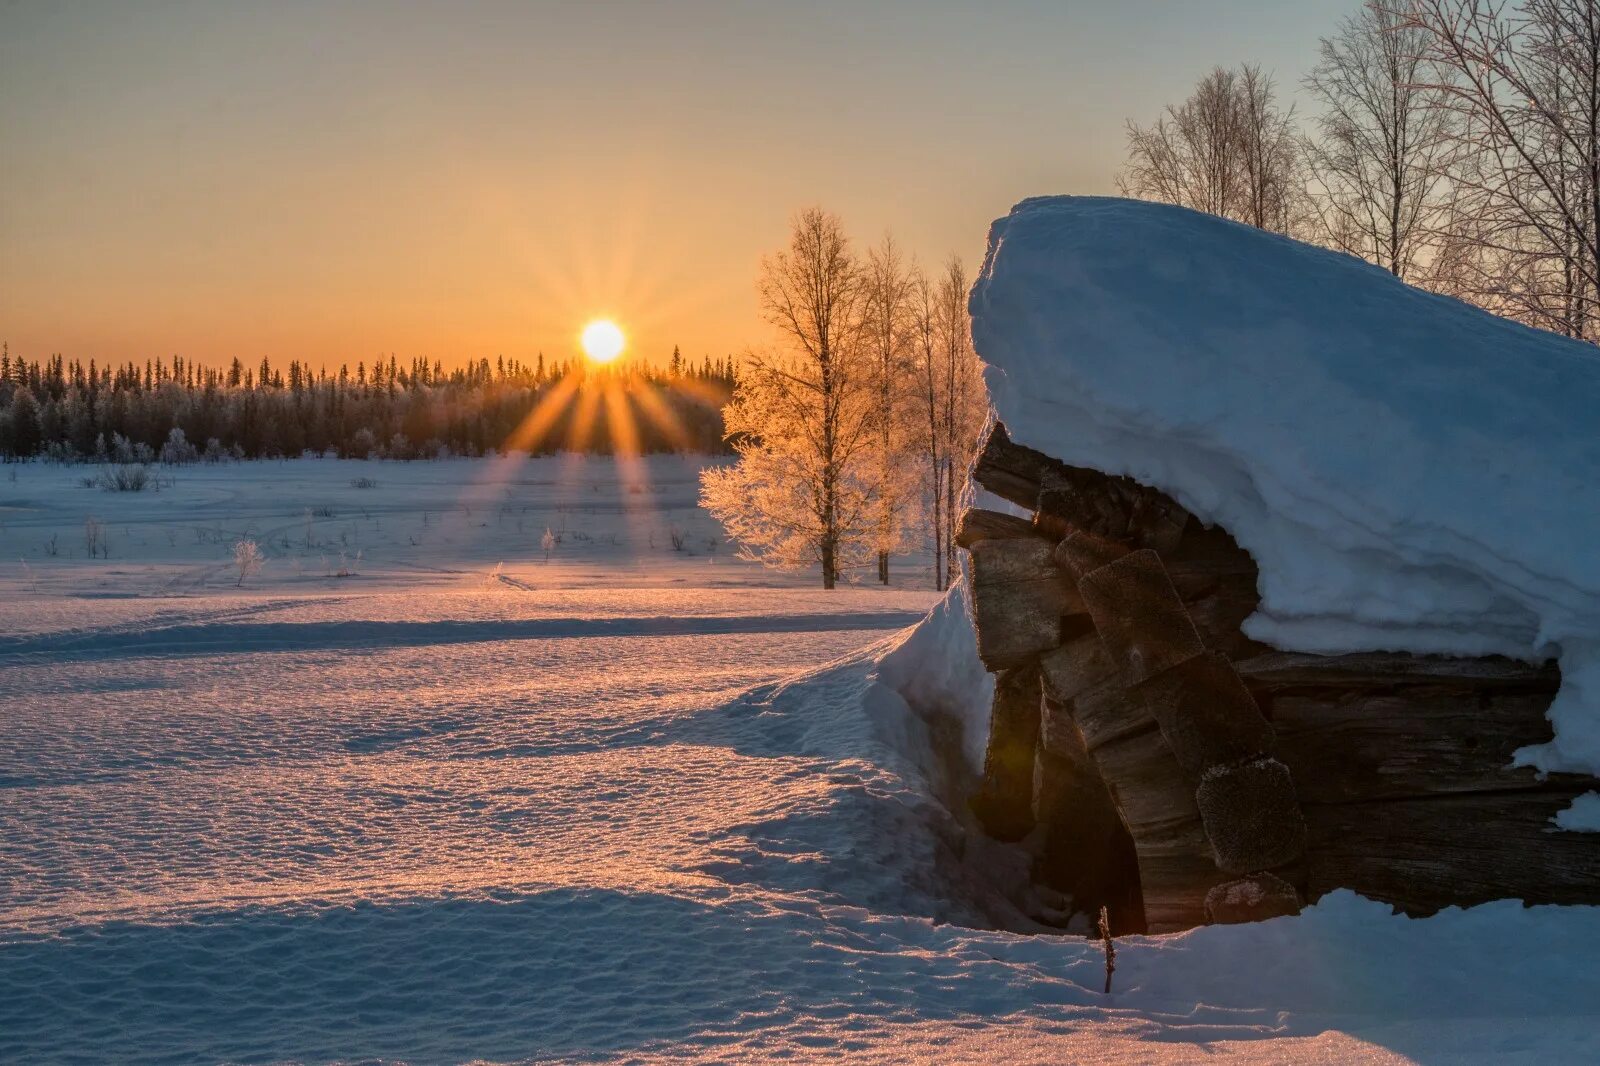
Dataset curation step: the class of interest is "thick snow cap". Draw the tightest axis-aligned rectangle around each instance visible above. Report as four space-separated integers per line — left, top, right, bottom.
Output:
969 196 1600 775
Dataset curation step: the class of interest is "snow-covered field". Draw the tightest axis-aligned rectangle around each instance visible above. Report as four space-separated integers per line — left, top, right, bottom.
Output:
3 457 1598 1064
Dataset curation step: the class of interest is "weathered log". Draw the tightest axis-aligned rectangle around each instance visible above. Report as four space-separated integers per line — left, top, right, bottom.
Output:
1125 490 1189 554
1301 788 1600 914
1195 756 1307 873
1094 724 1201 831
1033 699 1145 932
1162 522 1259 594
1159 524 1264 660
955 507 1037 549
1066 670 1154 753
970 663 1042 841
1038 633 1118 706
1236 651 1560 693
1183 593 1269 662
968 538 1083 669
1077 549 1205 686
1135 651 1276 780
1036 470 1128 541
1089 723 1227 932
1139 851 1224 932
1204 872 1302 925
975 423 1188 551
1271 690 1588 804
973 422 1073 511
1054 530 1131 580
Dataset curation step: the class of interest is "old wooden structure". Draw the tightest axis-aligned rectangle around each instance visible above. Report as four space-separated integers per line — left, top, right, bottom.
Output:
961 423 1600 934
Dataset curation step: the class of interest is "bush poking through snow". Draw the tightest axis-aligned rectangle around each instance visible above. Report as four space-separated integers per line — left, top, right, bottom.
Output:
327 549 361 578
541 527 556 563
1098 906 1117 995
350 476 378 489
92 465 154 492
83 516 106 559
233 539 264 587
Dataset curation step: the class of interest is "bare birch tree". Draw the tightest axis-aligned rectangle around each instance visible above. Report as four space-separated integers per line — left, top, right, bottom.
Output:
909 256 988 592
909 268 948 592
863 234 916 585
1303 3 1456 278
700 208 876 588
1407 0 1600 338
1120 68 1244 220
1120 65 1301 234
1236 65 1303 232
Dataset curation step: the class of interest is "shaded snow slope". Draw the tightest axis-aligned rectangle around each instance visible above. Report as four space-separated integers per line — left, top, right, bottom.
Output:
970 196 1600 774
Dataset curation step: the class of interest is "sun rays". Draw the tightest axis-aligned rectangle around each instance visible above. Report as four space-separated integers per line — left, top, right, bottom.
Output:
459 359 710 546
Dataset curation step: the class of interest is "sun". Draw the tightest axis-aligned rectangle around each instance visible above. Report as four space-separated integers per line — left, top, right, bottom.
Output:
580 319 626 364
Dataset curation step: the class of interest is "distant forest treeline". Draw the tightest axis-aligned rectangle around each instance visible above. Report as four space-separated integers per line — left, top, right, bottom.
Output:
0 346 739 461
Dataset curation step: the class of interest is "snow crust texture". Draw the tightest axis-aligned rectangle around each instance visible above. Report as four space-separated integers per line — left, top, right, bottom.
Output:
3 458 1600 1062
971 196 1600 775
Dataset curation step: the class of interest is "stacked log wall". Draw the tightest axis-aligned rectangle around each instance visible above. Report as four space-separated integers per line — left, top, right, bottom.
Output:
960 422 1600 932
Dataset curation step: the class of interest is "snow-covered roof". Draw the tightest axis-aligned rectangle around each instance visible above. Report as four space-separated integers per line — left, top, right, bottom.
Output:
969 195 1600 775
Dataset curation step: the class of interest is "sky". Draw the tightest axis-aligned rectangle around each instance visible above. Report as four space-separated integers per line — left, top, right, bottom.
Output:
1 0 1339 371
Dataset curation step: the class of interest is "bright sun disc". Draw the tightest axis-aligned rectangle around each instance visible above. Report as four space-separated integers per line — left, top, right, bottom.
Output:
580 319 626 363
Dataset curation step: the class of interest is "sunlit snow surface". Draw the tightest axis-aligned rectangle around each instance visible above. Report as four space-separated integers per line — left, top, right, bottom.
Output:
3 458 1598 1063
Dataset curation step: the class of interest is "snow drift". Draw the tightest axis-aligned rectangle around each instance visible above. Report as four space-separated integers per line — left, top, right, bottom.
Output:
969 196 1600 777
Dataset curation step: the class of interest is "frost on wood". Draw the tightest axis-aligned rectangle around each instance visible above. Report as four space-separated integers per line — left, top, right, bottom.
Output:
967 537 1081 669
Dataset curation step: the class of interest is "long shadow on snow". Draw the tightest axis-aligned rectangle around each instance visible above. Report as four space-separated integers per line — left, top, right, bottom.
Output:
0 885 1303 1065
0 611 925 662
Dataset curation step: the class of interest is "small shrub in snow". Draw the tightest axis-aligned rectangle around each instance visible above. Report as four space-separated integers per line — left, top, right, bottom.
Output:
541 527 556 563
233 539 264 586
1097 906 1117 995
83 516 106 559
94 465 154 492
350 477 378 489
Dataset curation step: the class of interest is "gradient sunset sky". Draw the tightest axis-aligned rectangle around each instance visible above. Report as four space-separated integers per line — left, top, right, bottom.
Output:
2 1 1333 370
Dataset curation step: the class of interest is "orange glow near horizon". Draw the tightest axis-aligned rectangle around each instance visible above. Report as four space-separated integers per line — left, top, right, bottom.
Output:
0 6 1021 375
